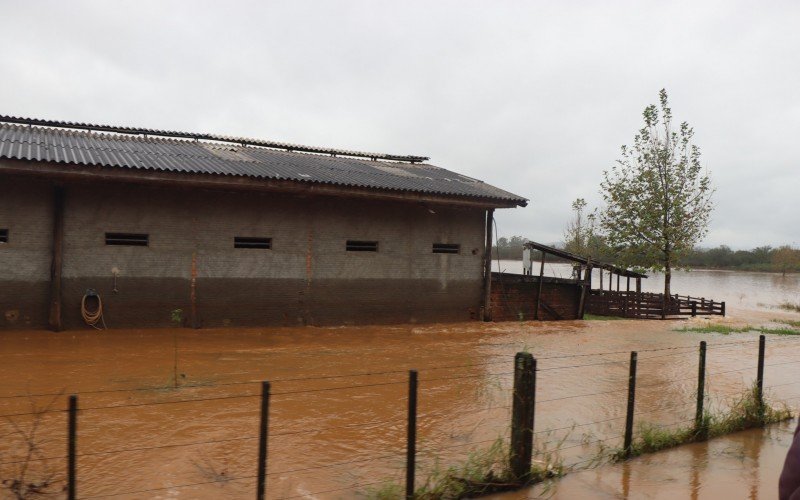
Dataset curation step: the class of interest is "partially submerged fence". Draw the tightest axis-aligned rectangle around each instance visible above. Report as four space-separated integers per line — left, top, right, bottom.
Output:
1 335 798 499
587 290 726 319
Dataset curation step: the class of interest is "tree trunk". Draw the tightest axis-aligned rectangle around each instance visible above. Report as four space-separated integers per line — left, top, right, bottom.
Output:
663 254 672 319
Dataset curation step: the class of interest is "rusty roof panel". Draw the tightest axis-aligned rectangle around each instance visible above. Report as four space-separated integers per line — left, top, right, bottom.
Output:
0 119 527 206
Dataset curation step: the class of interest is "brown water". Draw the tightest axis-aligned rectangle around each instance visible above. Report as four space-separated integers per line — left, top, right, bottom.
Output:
2 306 800 499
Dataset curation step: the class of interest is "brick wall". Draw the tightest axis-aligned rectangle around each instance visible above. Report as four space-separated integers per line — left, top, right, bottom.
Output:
490 273 581 321
0 175 487 329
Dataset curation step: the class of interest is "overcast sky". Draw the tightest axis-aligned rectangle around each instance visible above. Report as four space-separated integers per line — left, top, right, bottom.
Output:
2 1 797 249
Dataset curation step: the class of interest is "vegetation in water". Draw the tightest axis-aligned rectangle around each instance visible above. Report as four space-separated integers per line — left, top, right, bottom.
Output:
675 322 800 335
779 302 800 313
610 384 792 461
675 324 755 334
774 318 800 328
1 396 65 499
583 314 625 321
367 437 565 499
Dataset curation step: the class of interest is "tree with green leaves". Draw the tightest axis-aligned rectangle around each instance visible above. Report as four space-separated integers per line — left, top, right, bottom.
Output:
563 198 599 257
601 89 714 297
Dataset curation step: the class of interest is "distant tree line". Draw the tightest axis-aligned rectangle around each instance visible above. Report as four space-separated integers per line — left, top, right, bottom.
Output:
492 237 799 275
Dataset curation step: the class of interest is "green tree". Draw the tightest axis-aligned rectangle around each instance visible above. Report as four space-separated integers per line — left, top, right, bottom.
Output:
600 89 714 297
563 198 597 257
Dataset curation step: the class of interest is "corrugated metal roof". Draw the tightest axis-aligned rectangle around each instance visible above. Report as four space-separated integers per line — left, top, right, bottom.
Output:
0 118 527 206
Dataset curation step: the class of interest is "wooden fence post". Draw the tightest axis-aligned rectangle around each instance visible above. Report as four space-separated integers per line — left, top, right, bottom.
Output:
256 381 270 500
406 370 418 499
695 341 707 438
67 395 77 500
510 353 536 482
623 352 637 457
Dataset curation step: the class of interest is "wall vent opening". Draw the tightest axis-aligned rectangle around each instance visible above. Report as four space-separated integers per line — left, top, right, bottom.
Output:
433 243 460 254
0 229 7 244
346 240 378 252
105 233 149 246
234 237 272 249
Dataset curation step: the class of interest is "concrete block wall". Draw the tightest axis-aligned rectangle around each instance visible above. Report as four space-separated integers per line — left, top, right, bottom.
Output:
0 178 53 329
0 175 486 330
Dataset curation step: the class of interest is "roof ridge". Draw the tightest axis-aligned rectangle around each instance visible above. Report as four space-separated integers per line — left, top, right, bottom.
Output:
0 115 430 164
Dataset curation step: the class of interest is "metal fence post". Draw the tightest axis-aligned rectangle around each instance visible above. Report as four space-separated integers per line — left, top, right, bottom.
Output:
695 341 707 437
406 370 418 499
623 352 638 457
256 381 270 500
510 352 535 482
757 335 765 416
67 395 77 500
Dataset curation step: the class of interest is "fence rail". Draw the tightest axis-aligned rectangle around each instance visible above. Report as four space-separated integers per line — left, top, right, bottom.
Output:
1 335 797 499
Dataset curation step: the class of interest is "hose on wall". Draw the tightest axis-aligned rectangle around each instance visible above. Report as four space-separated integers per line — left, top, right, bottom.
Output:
81 291 107 330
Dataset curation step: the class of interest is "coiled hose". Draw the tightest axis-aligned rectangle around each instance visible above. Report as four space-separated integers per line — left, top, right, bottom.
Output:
81 293 107 330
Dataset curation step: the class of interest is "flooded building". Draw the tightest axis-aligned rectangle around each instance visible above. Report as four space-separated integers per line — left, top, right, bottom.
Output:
0 116 526 330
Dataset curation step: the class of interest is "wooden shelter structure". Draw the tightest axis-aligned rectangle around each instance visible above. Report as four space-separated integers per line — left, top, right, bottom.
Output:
490 241 725 321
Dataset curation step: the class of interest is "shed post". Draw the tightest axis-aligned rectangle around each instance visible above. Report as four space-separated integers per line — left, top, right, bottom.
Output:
599 269 603 291
48 185 65 332
578 265 591 319
617 273 620 291
535 253 545 320
482 209 494 321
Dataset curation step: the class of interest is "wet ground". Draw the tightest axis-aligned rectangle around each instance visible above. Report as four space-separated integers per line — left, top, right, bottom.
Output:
2 305 800 499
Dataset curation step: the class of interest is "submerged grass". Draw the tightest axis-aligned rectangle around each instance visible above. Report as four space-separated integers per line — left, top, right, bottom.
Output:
779 302 800 313
583 314 625 321
675 324 754 334
774 318 800 328
612 384 792 462
676 322 800 336
368 436 565 499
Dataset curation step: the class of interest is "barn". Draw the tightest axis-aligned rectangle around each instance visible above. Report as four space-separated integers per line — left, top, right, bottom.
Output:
0 116 526 330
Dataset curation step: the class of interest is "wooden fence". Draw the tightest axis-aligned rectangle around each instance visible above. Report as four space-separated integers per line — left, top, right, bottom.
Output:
587 290 725 319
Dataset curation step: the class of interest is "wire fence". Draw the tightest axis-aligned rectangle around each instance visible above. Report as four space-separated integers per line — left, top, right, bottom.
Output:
1 335 800 499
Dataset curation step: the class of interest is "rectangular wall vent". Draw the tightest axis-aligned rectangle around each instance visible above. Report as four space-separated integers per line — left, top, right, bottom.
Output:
105 232 149 246
0 229 7 244
433 243 460 254
234 237 272 249
346 240 378 252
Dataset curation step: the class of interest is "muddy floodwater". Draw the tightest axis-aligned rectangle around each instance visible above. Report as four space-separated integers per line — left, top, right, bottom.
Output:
1 272 799 499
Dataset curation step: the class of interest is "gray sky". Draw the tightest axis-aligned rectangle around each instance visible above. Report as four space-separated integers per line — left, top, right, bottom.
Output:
2 0 798 249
